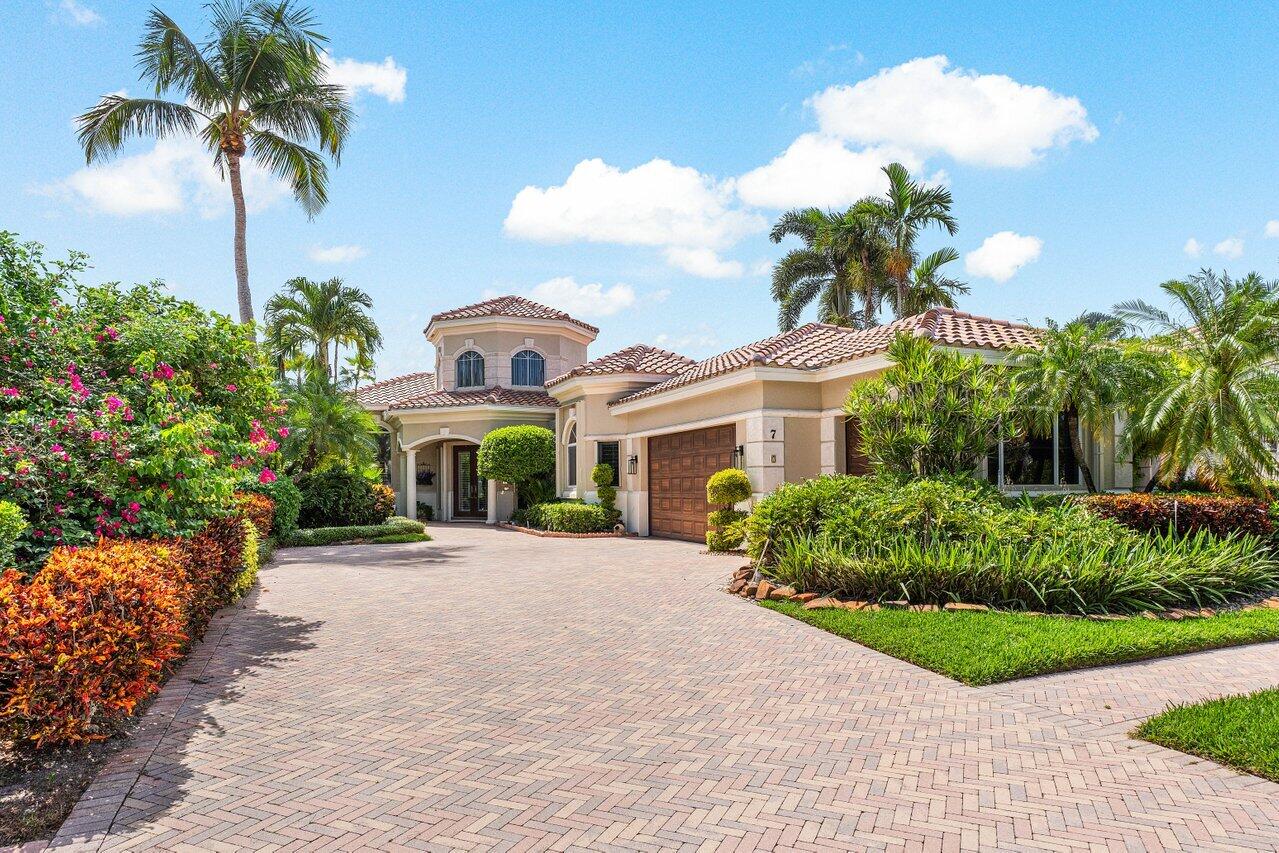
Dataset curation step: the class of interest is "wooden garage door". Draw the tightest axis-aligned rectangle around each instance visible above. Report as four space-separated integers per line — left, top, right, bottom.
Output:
649 425 737 541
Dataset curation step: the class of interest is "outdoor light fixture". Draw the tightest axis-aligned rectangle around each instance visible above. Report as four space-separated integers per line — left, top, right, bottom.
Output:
732 445 745 469
626 454 638 475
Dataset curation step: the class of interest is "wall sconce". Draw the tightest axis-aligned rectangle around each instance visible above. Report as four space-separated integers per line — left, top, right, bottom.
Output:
732 445 745 469
626 454 638 475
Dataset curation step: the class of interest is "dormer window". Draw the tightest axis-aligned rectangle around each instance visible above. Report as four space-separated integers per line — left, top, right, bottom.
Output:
512 349 545 386
455 351 485 388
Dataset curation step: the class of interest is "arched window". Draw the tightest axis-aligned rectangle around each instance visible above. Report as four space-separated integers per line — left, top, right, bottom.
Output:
565 422 577 487
512 349 545 386
455 351 485 387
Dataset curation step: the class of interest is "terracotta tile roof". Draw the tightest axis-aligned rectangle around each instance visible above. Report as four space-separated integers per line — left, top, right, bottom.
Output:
427 295 599 334
611 308 1039 406
544 344 695 387
384 385 558 412
356 372 437 410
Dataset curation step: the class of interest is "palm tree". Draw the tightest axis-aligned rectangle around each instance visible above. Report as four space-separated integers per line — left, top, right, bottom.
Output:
1009 318 1133 492
861 163 958 317
897 247 969 316
769 208 858 330
263 276 382 384
280 373 378 474
75 1 353 325
821 203 891 328
1114 270 1279 493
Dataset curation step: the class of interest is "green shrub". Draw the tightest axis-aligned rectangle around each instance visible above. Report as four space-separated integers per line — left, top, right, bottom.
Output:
592 463 620 527
521 501 610 533
705 468 751 551
416 501 435 522
0 501 27 569
477 425 555 486
295 466 391 528
242 474 302 535
279 517 426 547
230 518 260 600
367 533 432 544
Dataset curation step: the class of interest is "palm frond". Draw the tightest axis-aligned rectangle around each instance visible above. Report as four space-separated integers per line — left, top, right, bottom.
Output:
76 96 203 163
247 129 328 216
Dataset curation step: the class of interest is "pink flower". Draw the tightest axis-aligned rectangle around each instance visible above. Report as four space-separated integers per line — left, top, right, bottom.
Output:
278 427 290 438
0 387 17 397
258 467 277 484
225 383 237 392
91 430 107 441
106 395 124 412
153 363 175 380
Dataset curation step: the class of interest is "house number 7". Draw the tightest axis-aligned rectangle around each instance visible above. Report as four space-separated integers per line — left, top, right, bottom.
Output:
769 429 777 439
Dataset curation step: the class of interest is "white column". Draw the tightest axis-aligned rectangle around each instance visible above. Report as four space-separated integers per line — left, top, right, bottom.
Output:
486 478 498 524
405 448 417 521
819 415 838 475
744 415 786 502
440 443 452 521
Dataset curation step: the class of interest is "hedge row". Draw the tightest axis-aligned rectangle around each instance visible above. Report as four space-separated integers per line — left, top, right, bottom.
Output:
278 517 426 547
0 493 274 747
514 502 612 534
1082 493 1274 538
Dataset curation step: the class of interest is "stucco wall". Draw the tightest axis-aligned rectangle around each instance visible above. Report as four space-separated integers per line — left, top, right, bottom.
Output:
435 329 588 390
783 417 822 483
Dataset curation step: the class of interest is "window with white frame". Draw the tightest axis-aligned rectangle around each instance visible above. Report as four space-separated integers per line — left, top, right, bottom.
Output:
596 441 620 486
511 349 545 386
455 351 484 388
565 423 577 487
987 412 1082 487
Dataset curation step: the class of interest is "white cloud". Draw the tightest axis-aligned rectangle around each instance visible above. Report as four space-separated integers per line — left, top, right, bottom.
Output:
1265 220 1279 238
43 137 289 217
654 324 722 354
505 157 764 251
663 247 745 279
528 276 636 317
809 55 1098 168
736 134 921 209
56 0 101 26
1183 238 1202 257
964 231 1043 282
322 53 407 103
1213 237 1244 259
309 244 367 263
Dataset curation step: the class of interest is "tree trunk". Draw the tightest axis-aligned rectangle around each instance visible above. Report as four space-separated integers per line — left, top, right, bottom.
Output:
1141 456 1163 492
228 153 253 327
1067 413 1098 492
861 249 875 328
896 275 906 318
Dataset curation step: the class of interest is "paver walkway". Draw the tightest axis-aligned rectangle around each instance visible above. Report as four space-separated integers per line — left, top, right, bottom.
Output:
48 525 1279 851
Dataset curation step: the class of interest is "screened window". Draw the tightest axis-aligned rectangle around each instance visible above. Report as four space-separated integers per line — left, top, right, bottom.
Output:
987 412 1083 488
566 423 577 487
512 350 545 386
596 441 620 486
455 351 484 387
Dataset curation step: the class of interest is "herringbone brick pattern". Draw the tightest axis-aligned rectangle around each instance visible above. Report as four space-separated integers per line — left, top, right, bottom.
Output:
47 526 1279 851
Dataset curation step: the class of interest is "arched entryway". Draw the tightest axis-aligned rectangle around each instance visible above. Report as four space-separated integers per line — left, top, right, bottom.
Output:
401 433 492 523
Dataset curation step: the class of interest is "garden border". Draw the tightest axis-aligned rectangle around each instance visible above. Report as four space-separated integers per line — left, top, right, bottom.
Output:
497 522 634 539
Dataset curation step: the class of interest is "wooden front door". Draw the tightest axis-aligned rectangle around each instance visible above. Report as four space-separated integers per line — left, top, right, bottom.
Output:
452 445 487 518
844 416 871 475
648 425 737 541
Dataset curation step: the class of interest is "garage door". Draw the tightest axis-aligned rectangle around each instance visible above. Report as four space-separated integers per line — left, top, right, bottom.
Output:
648 424 737 541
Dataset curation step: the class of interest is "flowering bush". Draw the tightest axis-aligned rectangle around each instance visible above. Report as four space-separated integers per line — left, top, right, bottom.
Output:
0 233 283 571
240 473 301 535
371 483 395 522
234 491 275 539
0 538 189 746
1082 493 1273 538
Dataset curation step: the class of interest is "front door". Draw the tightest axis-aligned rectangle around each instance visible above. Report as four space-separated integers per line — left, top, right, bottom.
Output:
452 445 488 518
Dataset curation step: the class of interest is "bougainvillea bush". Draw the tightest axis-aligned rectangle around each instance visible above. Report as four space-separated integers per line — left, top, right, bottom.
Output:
0 233 284 571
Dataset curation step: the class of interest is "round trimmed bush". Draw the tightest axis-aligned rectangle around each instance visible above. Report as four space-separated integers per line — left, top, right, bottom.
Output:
706 468 751 506
478 425 555 485
705 468 751 551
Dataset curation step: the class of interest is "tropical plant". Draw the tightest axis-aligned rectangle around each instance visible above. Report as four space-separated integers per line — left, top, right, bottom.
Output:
1008 318 1135 492
846 333 1018 478
294 465 391 527
768 208 860 330
859 163 959 317
278 374 378 474
897 247 970 316
1114 270 1279 494
263 277 382 384
75 2 353 324
819 204 891 328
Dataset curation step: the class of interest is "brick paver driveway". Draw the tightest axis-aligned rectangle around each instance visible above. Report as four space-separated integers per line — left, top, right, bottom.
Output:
52 525 1279 851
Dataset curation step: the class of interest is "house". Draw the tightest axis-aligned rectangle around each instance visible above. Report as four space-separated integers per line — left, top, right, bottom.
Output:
359 296 1135 540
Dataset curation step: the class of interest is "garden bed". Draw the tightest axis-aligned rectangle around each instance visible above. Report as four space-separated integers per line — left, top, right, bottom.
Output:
498 522 631 539
278 518 428 547
758 598 1279 685
1134 688 1279 783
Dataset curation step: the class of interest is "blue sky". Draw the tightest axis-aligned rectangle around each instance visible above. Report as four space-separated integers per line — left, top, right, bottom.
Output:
5 1 1279 378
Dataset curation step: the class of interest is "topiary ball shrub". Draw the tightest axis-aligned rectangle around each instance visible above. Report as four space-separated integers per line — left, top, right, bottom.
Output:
477 425 555 486
295 467 387 528
592 463 621 527
705 468 751 551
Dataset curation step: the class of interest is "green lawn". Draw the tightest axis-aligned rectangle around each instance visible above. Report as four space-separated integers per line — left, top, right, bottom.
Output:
760 600 1279 686
1135 689 1279 782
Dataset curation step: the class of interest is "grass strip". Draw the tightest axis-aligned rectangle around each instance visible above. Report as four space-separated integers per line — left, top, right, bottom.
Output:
1135 688 1279 782
278 517 428 547
760 600 1279 685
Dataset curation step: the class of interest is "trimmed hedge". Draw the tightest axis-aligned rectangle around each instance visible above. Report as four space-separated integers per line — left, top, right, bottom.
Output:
233 491 275 539
519 501 611 534
279 517 427 547
1082 493 1273 538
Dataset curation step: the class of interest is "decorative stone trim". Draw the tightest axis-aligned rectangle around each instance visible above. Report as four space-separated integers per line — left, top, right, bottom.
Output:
497 522 634 539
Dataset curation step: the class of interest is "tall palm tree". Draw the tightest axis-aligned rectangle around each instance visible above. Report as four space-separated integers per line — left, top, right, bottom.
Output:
263 276 382 384
822 203 891 328
1009 318 1133 492
860 163 958 317
1114 270 1279 493
896 247 969 316
280 373 378 474
769 208 859 330
75 1 353 325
